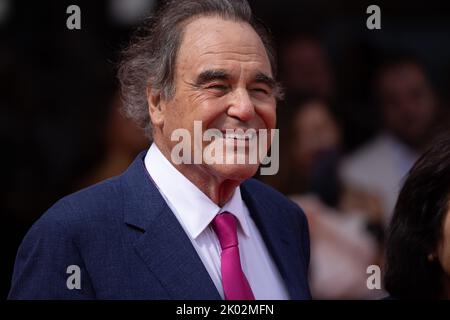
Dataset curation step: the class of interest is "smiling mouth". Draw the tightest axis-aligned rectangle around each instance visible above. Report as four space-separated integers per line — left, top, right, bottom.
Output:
214 130 257 141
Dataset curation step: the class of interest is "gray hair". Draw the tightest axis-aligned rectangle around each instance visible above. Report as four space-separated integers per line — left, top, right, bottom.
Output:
118 0 279 139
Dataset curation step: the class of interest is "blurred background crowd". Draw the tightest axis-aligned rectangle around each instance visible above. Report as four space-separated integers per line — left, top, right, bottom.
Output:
2 0 450 299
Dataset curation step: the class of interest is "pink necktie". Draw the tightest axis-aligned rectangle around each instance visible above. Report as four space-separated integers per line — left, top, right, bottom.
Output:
212 212 255 300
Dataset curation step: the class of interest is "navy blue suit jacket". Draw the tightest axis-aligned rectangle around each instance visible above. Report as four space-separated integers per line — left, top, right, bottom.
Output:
9 152 311 299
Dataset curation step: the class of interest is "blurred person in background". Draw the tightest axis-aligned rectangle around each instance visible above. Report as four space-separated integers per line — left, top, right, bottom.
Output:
340 54 444 229
76 92 149 189
263 95 382 299
385 133 450 299
272 95 341 203
279 35 335 100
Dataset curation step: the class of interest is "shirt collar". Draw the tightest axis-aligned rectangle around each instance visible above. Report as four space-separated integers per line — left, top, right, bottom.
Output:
144 143 251 239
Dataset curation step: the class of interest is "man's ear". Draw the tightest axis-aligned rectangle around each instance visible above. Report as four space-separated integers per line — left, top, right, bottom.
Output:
147 87 165 127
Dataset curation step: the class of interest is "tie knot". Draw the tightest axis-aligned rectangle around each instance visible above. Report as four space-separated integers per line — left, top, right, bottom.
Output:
212 212 238 250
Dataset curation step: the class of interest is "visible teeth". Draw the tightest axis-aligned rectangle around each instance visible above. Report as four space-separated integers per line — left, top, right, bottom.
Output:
210 130 257 140
224 132 255 140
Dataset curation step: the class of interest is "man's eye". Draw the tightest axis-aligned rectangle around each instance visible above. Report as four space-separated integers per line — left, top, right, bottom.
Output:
207 84 228 91
251 88 269 95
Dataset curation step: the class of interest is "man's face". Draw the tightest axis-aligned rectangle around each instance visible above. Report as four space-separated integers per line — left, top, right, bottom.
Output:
292 101 340 174
155 17 277 182
378 63 437 147
281 39 333 98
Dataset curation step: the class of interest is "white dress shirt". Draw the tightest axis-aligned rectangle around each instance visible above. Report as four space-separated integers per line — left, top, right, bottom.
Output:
144 144 289 300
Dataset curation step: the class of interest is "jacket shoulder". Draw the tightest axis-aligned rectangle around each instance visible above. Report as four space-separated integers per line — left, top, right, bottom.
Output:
8 176 126 299
47 176 123 226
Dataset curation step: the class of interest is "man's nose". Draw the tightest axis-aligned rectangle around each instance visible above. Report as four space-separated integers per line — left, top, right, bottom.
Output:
226 89 255 122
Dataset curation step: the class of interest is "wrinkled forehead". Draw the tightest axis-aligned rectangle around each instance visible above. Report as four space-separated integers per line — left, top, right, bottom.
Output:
176 16 273 78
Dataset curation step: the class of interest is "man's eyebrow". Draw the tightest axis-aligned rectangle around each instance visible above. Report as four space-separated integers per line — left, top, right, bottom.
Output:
193 69 277 90
254 72 276 89
195 69 231 86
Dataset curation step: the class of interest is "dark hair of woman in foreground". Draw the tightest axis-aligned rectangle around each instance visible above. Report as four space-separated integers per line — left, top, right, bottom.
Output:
385 133 450 299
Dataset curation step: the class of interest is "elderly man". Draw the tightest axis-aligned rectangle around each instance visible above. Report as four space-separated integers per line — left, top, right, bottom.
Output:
9 0 310 300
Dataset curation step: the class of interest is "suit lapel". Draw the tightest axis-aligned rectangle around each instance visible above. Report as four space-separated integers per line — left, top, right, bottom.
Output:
120 152 308 300
122 152 221 300
241 181 308 299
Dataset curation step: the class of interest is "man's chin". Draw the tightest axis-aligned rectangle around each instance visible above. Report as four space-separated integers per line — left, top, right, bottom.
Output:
209 163 260 181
